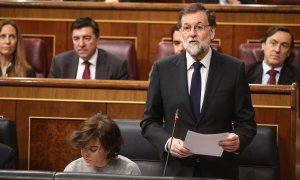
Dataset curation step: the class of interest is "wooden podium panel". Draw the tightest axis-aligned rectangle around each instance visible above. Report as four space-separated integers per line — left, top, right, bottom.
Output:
0 78 299 180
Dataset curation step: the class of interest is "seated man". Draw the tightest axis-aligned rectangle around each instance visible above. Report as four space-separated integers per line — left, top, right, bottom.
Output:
171 25 185 55
0 143 16 169
48 17 129 80
245 26 300 85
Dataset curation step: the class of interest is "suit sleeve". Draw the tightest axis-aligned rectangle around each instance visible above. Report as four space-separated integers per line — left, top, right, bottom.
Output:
116 59 129 80
48 57 58 78
233 62 257 151
141 62 171 159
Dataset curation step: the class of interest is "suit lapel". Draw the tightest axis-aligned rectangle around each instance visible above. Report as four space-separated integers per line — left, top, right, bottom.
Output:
172 53 195 125
65 53 79 78
95 49 109 79
198 50 225 124
278 64 294 84
251 64 263 84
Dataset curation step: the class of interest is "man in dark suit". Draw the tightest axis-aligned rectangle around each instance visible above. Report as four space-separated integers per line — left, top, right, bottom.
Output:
0 143 16 169
48 17 129 80
141 3 256 179
246 26 300 85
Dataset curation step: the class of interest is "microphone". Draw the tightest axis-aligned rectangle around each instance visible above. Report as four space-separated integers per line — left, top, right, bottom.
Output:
162 109 179 176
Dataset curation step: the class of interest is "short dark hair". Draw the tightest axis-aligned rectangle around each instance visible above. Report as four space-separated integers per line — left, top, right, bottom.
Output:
261 26 294 49
71 17 100 37
171 25 180 41
177 3 216 29
69 112 123 159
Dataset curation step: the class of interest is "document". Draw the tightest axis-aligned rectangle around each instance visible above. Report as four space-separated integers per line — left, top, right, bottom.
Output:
184 130 229 157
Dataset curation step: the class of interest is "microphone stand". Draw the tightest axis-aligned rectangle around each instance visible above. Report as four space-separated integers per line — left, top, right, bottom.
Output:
162 109 179 176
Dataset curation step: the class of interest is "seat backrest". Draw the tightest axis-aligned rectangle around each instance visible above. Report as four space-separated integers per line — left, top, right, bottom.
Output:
97 39 137 80
155 41 222 61
238 43 300 68
0 118 18 160
114 120 162 176
23 38 48 78
0 170 55 180
239 125 279 180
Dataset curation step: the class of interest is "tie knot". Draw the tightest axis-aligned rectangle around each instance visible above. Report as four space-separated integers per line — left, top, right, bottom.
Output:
267 69 278 76
83 61 90 67
193 62 203 71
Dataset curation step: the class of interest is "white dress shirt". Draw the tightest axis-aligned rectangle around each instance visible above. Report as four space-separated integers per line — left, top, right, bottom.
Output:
76 49 98 80
261 60 282 85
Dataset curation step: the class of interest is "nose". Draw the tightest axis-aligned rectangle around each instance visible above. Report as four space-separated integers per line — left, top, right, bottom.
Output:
78 38 85 47
274 44 281 52
189 27 197 37
4 36 10 44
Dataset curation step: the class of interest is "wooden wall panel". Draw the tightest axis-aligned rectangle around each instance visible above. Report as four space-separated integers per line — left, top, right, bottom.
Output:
30 118 82 171
107 103 145 120
0 100 16 119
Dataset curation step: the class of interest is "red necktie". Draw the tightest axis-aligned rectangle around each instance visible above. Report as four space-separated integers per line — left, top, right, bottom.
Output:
267 69 277 84
82 61 91 79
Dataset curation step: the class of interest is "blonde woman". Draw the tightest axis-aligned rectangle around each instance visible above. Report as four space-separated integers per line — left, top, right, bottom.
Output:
0 19 35 77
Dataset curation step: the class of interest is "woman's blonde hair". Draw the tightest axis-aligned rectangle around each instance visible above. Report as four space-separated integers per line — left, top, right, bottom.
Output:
0 19 31 77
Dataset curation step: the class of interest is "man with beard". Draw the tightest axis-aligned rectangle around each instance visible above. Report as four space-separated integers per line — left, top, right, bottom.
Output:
141 3 256 179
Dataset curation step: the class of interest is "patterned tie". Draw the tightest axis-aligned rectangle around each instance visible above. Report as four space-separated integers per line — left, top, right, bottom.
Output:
82 61 91 79
190 62 203 122
267 68 277 84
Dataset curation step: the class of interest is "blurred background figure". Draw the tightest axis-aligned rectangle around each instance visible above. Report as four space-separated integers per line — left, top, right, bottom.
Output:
64 112 141 175
0 19 35 77
171 25 185 55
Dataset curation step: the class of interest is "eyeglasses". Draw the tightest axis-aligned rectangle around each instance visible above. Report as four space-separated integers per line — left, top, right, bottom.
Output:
180 24 210 34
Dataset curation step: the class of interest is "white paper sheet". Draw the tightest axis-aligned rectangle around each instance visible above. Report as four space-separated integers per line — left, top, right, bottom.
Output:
184 130 229 157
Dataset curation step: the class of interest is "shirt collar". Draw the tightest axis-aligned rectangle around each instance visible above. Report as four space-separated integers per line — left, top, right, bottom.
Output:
186 47 212 70
79 49 98 66
262 60 282 75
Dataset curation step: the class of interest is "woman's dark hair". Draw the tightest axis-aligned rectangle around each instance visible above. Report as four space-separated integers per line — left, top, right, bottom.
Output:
69 112 123 159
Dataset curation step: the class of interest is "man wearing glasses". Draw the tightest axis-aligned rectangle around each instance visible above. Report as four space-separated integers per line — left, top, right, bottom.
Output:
245 26 300 85
141 3 256 179
48 17 129 80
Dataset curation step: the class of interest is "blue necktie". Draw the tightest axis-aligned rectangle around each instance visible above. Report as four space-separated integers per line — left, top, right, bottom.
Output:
190 62 202 122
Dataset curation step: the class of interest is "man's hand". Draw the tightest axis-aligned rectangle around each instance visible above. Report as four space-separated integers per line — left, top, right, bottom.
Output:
219 133 240 152
168 138 193 158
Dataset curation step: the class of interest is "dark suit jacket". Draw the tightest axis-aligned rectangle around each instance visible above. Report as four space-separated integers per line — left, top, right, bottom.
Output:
245 61 300 85
48 48 129 80
0 143 16 169
141 49 256 179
